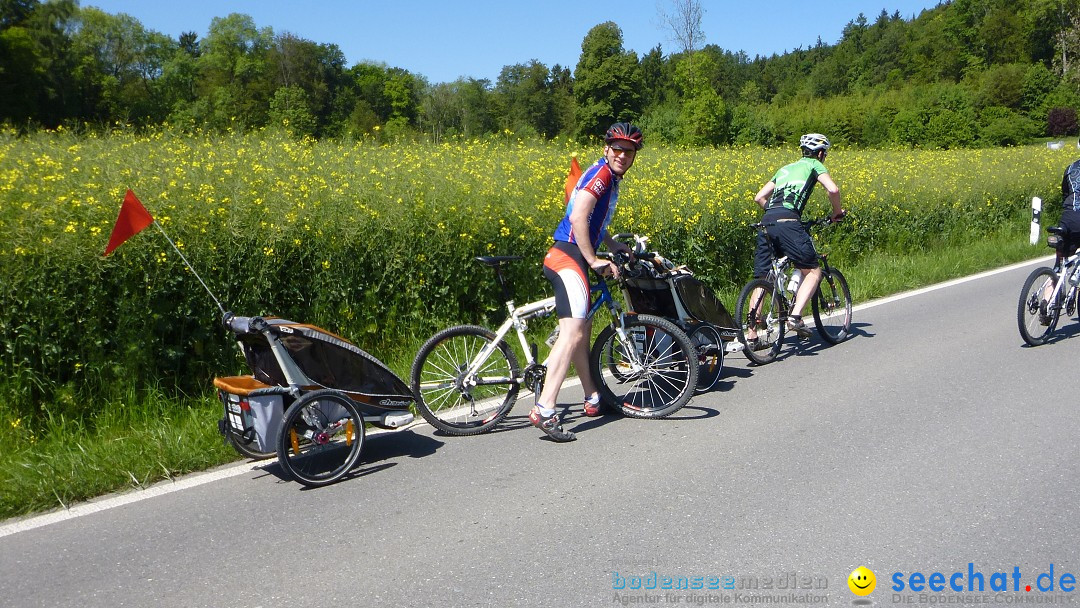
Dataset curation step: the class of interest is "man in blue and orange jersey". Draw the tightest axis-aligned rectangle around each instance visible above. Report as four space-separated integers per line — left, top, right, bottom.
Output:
529 122 642 442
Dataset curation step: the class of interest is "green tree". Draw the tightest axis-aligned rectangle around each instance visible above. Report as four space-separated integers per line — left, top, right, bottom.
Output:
268 84 316 137
979 105 1038 145
421 81 455 141
639 45 671 108
0 0 79 127
730 102 777 145
906 8 965 83
573 21 643 138
70 7 177 124
161 38 200 126
383 68 423 126
0 22 47 123
549 64 575 136
637 99 681 144
348 62 393 123
1029 0 1080 77
926 108 977 148
267 33 348 137
978 63 1027 109
1022 62 1060 113
675 52 727 145
420 77 494 139
494 60 553 137
195 13 273 130
977 6 1027 64
890 107 927 146
0 0 37 28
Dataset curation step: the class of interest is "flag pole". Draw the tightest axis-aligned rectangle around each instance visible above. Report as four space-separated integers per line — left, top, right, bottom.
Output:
151 221 227 316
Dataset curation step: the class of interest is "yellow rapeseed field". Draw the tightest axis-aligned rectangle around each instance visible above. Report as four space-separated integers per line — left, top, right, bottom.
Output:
0 126 1069 423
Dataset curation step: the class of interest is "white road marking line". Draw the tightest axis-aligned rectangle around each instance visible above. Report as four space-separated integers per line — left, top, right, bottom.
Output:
851 255 1052 313
0 461 263 538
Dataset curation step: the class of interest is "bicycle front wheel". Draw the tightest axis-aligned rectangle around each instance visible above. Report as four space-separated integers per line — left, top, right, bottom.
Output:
735 278 785 365
812 267 853 344
410 325 520 435
688 323 724 393
1017 267 1059 346
276 390 364 488
590 314 698 418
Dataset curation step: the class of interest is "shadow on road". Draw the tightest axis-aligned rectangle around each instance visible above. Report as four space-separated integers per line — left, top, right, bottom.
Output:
794 320 874 357
1018 315 1080 347
257 428 444 486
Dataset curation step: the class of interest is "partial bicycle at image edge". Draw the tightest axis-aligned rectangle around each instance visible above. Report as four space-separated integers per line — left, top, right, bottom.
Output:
1017 225 1080 346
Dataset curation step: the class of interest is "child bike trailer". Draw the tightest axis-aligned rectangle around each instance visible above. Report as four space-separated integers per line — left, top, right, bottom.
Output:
617 236 743 392
215 314 415 487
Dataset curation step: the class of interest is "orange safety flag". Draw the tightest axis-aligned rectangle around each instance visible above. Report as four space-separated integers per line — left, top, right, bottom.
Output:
564 156 582 203
103 189 154 256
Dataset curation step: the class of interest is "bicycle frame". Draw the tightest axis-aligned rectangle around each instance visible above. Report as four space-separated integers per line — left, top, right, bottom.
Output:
1044 251 1080 310
748 218 837 319
456 295 555 392
412 253 702 429
456 272 641 392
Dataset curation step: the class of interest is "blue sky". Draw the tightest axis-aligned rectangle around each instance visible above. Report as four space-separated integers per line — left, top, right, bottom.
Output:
83 1 945 84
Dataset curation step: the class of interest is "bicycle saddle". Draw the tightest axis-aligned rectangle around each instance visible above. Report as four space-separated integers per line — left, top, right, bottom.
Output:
475 255 523 267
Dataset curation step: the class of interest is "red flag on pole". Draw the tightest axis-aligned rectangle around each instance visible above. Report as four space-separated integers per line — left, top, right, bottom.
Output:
564 156 582 203
103 189 154 256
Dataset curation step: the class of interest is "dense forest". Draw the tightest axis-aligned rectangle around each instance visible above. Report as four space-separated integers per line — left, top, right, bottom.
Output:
2 0 1080 148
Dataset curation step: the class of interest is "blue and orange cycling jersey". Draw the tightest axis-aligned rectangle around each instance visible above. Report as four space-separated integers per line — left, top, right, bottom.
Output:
553 157 621 245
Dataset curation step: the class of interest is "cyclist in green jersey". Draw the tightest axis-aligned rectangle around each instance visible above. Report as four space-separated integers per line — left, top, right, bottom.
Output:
751 133 845 338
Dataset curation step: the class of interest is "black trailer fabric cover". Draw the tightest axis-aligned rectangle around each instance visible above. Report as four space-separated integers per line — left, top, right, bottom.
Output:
237 319 413 402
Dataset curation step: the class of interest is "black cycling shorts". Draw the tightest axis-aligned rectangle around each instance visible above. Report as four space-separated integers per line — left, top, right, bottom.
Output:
753 217 819 278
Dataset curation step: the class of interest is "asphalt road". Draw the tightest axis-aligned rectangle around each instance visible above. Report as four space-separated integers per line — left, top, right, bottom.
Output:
1 258 1078 608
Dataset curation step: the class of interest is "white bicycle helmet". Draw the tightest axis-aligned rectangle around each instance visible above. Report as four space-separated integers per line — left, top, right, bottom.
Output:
799 133 831 154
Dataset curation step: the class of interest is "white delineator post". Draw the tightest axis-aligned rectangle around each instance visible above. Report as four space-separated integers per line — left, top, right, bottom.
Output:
1031 197 1042 245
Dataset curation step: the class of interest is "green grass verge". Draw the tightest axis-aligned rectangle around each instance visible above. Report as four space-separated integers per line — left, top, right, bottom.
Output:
0 231 1051 521
0 388 236 520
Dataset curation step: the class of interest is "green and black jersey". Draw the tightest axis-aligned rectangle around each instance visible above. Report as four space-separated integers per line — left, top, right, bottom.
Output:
763 157 829 217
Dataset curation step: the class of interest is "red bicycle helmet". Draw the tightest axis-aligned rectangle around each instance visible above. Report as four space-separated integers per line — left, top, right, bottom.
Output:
605 122 644 150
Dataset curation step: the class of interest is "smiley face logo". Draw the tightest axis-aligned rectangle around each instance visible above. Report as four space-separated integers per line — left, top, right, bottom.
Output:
848 566 876 596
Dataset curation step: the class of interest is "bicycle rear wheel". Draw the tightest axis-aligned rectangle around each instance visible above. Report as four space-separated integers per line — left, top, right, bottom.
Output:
735 278 785 364
688 323 724 393
410 325 520 435
1017 267 1059 346
812 267 853 344
276 390 364 487
590 314 698 418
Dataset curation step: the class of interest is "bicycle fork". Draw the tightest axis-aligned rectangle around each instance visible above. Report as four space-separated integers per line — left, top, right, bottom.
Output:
609 314 649 375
